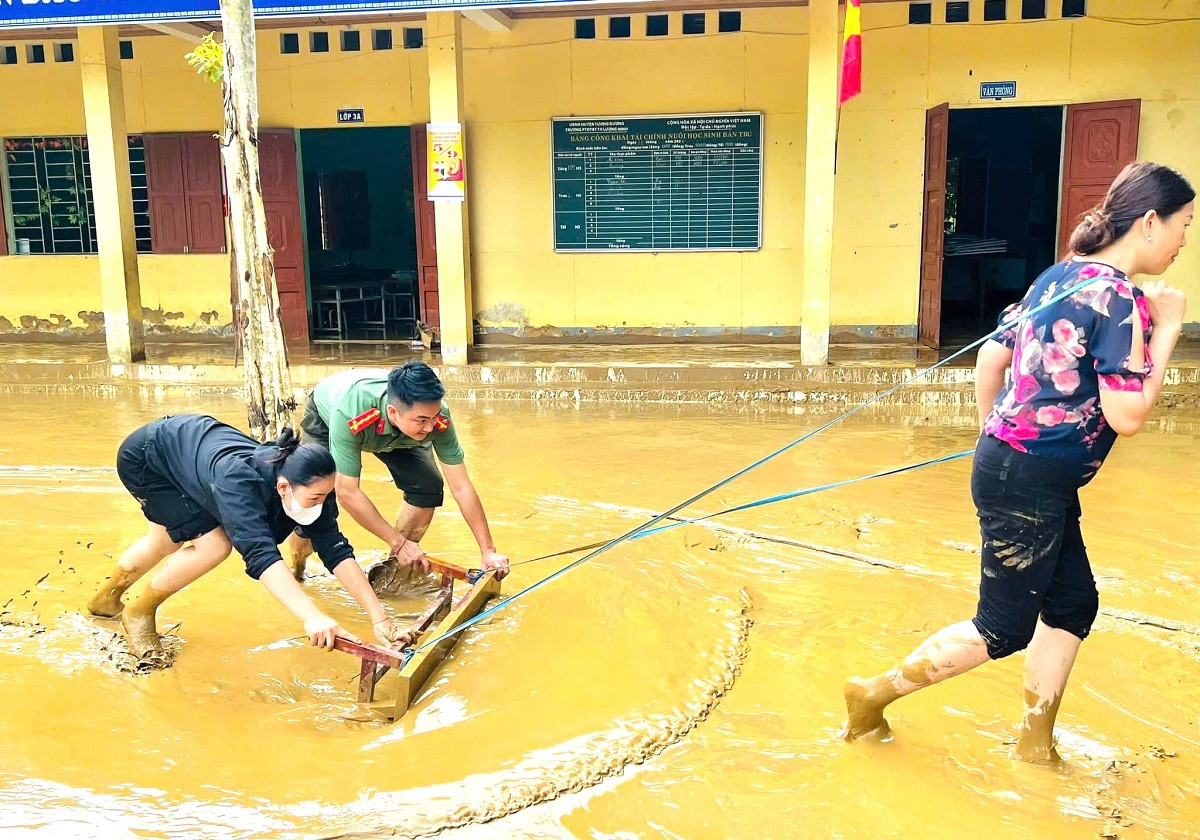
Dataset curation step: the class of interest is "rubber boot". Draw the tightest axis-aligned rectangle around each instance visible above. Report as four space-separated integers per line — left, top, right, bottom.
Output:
842 673 901 740
282 531 312 582
86 564 141 618
1014 690 1064 764
284 552 307 582
121 585 173 664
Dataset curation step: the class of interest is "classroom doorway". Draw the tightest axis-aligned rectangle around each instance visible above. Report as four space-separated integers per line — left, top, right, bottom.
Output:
917 100 1141 349
297 126 424 342
939 106 1064 345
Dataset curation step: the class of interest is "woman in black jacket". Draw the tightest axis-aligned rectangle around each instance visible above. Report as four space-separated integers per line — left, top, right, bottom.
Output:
87 414 413 664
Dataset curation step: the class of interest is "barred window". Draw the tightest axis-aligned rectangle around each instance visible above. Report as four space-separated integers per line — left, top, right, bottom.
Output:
3 135 151 254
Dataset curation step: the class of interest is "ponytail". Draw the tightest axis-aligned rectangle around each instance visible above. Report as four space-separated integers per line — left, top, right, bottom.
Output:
267 427 336 486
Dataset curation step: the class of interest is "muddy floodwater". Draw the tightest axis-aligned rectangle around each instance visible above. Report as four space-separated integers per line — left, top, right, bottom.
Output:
1 390 1198 839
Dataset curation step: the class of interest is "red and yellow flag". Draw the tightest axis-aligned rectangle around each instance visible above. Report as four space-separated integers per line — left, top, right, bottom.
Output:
839 0 862 105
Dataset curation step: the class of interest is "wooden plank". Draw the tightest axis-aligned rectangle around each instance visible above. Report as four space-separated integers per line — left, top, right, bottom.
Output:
425 557 477 583
390 570 501 719
332 577 453 703
359 658 388 702
332 635 405 667
331 563 496 715
408 575 455 635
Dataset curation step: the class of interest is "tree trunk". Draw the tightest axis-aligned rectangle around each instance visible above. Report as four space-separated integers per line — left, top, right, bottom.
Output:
219 0 295 441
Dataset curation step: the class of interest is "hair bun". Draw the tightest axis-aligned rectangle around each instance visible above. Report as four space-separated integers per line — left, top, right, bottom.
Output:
1070 162 1194 257
1069 203 1117 255
274 427 300 455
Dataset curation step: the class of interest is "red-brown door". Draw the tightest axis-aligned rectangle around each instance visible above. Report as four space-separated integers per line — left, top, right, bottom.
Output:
145 134 189 253
411 124 440 328
1059 100 1141 257
146 133 225 255
181 134 226 254
258 130 309 345
918 103 950 348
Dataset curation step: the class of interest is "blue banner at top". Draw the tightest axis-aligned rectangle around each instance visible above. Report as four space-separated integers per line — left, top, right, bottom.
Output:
0 0 581 29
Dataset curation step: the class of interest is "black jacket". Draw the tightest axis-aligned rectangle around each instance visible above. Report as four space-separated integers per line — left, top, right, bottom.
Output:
142 415 353 579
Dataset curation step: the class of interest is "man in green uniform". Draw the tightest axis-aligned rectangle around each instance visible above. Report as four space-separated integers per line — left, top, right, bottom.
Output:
283 361 509 593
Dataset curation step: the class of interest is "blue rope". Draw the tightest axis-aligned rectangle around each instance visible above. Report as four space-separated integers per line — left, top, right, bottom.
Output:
491 448 976 572
632 448 976 540
401 448 976 667
404 274 1100 660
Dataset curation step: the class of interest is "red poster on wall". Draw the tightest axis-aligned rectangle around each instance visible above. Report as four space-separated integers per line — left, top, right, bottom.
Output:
427 123 466 202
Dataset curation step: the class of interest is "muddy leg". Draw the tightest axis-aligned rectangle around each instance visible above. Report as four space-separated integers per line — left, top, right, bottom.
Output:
87 524 180 618
369 503 436 597
282 530 314 582
1014 620 1081 764
121 528 233 663
122 585 173 659
843 619 991 741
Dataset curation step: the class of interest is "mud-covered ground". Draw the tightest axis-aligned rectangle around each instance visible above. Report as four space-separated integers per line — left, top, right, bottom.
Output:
1 392 1197 839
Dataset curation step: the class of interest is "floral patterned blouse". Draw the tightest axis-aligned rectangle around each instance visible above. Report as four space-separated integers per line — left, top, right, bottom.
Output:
983 259 1152 477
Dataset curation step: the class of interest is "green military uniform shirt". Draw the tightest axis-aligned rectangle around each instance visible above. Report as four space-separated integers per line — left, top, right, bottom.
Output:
311 368 465 478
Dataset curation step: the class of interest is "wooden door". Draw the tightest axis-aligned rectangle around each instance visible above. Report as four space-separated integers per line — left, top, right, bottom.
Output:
145 134 189 253
146 133 225 254
1058 100 1140 257
411 124 440 328
918 103 949 348
181 134 226 253
258 130 309 345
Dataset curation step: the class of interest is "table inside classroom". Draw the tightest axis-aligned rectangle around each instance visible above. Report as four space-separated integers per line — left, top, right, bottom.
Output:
552 113 763 253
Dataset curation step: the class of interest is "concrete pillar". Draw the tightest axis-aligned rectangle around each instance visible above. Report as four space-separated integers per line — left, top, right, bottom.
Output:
426 12 474 366
79 26 145 364
800 0 838 366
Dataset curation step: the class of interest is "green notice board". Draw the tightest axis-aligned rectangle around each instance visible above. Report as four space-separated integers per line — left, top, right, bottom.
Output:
552 113 763 252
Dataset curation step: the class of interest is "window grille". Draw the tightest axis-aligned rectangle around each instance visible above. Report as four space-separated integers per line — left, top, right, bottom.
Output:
4 135 151 254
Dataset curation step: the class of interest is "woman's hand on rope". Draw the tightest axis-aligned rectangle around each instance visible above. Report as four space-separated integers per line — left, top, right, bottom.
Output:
374 617 417 650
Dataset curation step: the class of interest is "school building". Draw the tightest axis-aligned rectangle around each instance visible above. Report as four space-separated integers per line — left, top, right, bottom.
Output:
1 0 1197 365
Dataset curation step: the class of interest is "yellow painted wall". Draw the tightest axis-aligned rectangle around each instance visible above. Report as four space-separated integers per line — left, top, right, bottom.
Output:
832 0 1200 329
464 9 810 336
462 1 1200 335
2 2 1200 339
0 254 232 333
0 26 428 335
2 27 429 133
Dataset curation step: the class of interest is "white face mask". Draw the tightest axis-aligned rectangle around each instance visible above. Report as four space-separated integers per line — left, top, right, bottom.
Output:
283 487 323 526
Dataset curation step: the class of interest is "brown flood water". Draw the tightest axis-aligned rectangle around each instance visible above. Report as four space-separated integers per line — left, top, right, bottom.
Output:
1 392 1198 839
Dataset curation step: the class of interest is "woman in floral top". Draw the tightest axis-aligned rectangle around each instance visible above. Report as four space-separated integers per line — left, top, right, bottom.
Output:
985 260 1151 479
843 162 1194 762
